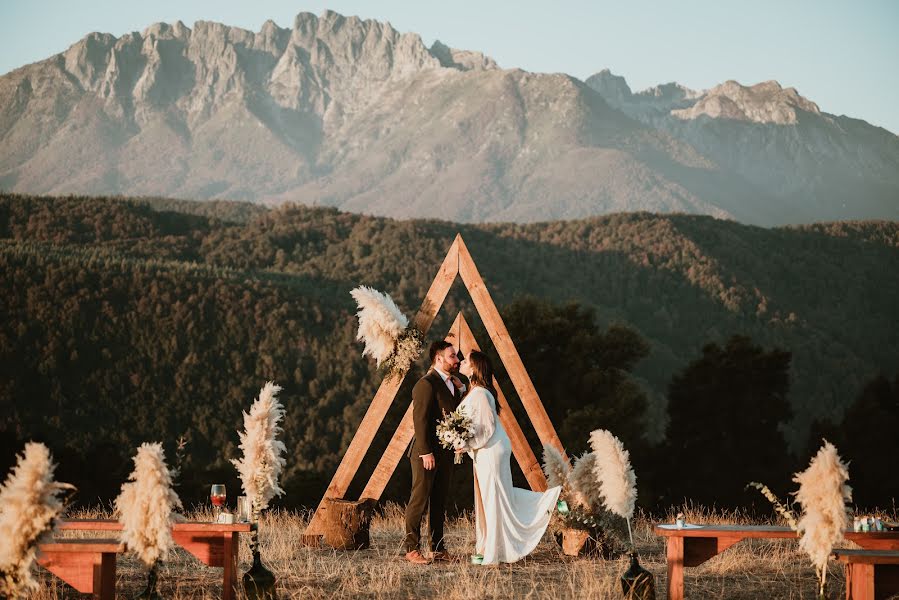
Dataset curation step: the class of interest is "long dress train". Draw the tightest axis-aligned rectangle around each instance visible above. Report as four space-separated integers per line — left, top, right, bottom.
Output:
459 386 561 564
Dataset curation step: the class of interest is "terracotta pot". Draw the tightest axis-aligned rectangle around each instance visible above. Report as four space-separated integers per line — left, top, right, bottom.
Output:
560 527 595 556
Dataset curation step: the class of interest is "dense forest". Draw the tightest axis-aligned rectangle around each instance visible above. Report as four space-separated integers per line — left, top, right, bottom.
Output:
1 193 897 510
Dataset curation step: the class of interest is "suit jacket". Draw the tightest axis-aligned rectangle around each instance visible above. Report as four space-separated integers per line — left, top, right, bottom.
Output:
409 369 462 458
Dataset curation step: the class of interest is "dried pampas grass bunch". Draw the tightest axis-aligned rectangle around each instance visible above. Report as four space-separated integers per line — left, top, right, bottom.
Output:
0 443 73 599
351 286 409 366
231 381 286 520
542 445 570 492
793 440 852 598
569 451 602 510
115 442 183 567
350 286 422 378
589 429 638 547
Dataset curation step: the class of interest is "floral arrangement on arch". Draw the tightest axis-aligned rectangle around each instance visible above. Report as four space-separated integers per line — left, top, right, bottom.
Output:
350 286 424 379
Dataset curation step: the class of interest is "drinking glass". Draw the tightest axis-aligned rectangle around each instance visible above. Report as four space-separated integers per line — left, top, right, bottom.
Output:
210 484 226 521
237 495 250 523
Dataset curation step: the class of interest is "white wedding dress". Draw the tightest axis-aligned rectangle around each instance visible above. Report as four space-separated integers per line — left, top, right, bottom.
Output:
459 386 561 564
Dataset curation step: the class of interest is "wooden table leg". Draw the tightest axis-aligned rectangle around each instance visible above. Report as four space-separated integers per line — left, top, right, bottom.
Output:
666 536 684 600
222 532 239 600
97 552 116 600
847 563 874 600
37 549 116 600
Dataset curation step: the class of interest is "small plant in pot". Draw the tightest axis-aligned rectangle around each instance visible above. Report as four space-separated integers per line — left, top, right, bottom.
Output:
542 446 625 558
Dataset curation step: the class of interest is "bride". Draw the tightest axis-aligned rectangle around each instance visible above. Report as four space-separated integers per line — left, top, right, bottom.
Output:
457 350 561 564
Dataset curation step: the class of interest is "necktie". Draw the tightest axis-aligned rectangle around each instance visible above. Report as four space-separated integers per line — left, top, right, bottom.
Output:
445 377 455 395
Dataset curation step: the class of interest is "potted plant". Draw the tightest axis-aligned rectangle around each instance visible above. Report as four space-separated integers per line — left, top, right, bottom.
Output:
542 446 625 558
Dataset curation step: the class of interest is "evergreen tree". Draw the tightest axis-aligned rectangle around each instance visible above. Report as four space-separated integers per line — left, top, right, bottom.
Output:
663 335 792 507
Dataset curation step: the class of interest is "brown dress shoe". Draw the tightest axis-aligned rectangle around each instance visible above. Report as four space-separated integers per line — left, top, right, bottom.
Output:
430 550 459 562
405 550 431 565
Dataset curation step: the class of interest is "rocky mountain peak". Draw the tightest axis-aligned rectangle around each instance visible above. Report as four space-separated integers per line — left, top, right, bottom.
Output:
430 40 498 71
584 70 700 115
638 81 701 103
672 79 820 124
584 68 633 109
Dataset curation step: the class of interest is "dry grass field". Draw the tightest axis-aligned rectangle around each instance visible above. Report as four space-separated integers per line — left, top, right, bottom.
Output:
34 503 897 599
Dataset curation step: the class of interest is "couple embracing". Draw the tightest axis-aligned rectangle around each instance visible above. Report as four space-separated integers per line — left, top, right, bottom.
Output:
404 340 561 565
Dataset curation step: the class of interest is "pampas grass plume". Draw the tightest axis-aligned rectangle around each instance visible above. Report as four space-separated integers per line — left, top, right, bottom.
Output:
542 445 570 490
232 382 287 517
793 440 852 596
569 452 603 510
115 442 183 567
0 443 73 598
589 429 637 521
351 286 409 366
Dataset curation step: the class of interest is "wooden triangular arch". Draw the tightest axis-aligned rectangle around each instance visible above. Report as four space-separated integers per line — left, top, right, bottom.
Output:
303 234 566 541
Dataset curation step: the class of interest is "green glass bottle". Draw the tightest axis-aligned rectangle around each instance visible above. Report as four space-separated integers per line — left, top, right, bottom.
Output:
620 551 655 600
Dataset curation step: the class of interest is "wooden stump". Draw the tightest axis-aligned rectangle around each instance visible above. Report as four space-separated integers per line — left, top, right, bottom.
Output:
321 498 376 550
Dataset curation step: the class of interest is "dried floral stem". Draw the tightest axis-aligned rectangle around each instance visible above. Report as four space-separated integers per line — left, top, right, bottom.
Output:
793 441 852 598
115 443 182 567
747 482 798 530
232 382 287 533
0 443 74 599
589 429 637 548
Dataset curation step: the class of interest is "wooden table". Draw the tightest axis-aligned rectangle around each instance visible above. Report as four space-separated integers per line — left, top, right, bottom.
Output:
37 538 121 600
832 549 899 600
654 524 899 600
58 519 252 600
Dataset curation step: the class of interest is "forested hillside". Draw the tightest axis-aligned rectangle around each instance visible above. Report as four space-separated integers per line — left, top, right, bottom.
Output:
2 194 897 508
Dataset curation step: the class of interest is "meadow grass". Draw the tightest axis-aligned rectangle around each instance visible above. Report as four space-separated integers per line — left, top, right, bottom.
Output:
34 502 895 599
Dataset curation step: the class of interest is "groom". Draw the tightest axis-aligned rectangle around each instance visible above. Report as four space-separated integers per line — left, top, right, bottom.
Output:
404 340 464 564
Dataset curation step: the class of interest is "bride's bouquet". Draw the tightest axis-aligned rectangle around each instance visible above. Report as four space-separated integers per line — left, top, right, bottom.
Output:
436 408 474 464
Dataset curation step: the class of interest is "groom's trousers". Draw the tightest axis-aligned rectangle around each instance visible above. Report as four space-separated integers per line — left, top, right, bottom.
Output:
404 451 453 553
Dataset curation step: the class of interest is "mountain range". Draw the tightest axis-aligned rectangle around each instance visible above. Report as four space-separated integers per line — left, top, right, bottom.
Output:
1 10 897 225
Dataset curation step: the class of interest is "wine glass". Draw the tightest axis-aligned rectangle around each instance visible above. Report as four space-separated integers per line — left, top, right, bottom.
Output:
210 484 226 521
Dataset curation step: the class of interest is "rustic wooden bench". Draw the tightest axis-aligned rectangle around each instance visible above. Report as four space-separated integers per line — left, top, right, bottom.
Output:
653 524 899 600
37 538 122 600
58 519 252 600
832 549 899 600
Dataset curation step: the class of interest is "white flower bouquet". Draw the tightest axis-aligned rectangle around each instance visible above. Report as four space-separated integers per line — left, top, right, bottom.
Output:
436 408 474 464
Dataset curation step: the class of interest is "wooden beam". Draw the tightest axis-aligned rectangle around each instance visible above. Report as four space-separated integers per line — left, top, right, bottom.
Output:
456 314 547 491
304 238 460 538
359 402 414 500
455 236 565 456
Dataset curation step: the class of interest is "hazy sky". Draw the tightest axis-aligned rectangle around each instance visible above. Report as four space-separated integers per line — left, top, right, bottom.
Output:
2 0 897 133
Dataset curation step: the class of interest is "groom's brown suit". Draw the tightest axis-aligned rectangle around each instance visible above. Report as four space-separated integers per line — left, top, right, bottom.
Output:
404 369 461 553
